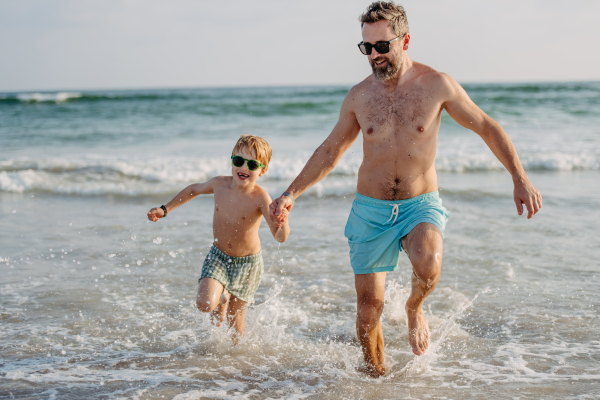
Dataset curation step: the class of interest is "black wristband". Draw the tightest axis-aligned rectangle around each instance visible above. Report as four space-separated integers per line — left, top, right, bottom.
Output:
160 205 168 217
282 191 295 205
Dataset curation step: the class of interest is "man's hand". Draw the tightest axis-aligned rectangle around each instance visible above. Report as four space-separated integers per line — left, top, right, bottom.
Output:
147 207 165 222
270 195 294 222
269 206 289 228
514 180 542 219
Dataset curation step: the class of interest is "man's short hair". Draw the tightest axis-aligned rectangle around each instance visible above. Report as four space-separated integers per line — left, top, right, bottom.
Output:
359 1 409 37
231 134 272 172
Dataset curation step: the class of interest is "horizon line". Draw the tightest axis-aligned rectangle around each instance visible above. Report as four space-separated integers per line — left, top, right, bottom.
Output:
1 79 599 94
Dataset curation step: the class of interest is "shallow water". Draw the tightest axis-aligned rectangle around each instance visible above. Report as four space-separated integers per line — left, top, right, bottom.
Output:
1 84 600 398
2 170 600 399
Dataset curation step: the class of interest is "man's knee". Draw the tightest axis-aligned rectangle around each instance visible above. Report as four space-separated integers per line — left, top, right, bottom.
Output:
404 224 443 282
411 250 442 283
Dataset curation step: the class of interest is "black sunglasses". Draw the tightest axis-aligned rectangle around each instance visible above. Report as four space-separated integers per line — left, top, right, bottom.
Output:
231 155 265 171
358 33 405 55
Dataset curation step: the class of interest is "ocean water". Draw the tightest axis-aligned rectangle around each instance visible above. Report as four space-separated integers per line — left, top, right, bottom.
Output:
1 83 599 399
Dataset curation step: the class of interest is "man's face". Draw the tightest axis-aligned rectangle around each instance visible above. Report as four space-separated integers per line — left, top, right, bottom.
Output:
361 20 403 81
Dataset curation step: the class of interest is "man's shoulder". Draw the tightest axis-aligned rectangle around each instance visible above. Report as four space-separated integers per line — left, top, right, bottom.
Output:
350 75 379 95
411 62 459 94
343 77 375 108
411 62 453 87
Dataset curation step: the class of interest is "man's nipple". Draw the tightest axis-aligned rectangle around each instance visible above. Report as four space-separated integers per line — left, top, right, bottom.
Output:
417 126 425 132
367 127 374 135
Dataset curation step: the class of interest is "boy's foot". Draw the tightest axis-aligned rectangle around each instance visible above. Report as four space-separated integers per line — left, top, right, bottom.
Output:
210 291 230 327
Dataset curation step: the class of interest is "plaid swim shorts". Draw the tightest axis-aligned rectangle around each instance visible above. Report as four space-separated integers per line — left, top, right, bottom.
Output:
199 245 264 304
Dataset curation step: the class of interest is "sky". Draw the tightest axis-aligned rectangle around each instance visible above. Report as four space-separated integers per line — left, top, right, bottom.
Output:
1 0 599 92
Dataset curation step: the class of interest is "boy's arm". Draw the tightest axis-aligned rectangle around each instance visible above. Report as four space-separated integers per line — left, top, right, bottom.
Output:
260 193 290 243
147 178 217 221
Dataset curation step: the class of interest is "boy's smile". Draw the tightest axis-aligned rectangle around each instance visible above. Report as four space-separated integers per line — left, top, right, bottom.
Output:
232 147 264 186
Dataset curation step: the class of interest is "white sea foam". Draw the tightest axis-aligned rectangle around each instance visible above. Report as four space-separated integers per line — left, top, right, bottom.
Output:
16 92 82 103
1 151 598 196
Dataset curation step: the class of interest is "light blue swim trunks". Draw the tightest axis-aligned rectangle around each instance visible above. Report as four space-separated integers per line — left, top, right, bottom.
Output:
344 191 450 275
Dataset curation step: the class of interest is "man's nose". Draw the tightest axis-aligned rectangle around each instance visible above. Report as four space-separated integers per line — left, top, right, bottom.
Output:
370 48 381 58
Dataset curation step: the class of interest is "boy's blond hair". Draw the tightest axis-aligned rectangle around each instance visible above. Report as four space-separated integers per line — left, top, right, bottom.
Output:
231 135 272 172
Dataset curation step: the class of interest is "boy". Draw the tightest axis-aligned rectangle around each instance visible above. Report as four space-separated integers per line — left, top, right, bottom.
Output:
147 135 289 342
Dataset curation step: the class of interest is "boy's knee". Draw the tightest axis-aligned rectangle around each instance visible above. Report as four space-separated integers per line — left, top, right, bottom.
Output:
196 298 215 313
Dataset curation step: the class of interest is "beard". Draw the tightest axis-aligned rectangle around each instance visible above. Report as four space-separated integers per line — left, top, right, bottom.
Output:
370 53 403 81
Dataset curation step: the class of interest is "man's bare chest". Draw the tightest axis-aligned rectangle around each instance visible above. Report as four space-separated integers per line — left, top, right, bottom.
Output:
356 88 440 136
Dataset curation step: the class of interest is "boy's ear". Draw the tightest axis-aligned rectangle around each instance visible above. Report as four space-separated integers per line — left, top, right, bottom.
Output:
259 167 267 177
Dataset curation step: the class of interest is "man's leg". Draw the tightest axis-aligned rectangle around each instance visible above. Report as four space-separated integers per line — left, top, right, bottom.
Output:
401 222 443 355
355 271 387 377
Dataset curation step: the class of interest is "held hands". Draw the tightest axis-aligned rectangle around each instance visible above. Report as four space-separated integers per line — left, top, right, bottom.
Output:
147 207 165 222
269 206 289 228
269 195 294 223
514 179 542 219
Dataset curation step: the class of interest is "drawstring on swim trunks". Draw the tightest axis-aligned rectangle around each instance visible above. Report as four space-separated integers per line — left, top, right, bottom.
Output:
385 203 401 225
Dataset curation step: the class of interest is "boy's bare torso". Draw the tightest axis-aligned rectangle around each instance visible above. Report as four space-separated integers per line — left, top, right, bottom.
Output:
351 62 444 201
212 176 266 257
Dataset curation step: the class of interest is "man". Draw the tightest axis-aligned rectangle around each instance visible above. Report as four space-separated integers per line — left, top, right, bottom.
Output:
271 1 542 377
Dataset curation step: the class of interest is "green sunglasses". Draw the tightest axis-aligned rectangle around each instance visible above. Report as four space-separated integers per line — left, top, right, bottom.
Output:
231 155 265 171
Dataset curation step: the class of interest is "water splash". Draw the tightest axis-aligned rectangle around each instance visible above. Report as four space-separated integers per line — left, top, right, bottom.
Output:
399 292 480 377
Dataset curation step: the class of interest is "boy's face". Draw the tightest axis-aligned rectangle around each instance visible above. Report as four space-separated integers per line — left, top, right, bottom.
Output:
232 146 265 187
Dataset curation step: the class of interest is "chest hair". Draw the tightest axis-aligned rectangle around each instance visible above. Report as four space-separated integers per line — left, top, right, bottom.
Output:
365 88 427 129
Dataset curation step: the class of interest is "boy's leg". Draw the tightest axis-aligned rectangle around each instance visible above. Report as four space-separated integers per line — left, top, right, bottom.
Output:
196 277 224 314
211 290 230 327
226 294 248 344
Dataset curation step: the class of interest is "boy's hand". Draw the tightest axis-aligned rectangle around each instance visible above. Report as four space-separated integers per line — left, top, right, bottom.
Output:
147 207 165 222
269 207 289 227
270 196 293 221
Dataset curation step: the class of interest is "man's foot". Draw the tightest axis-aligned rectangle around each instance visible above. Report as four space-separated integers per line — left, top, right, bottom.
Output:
358 362 385 378
406 305 430 355
210 291 230 327
357 320 386 378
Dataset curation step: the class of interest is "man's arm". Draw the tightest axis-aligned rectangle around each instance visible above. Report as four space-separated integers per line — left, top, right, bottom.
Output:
271 88 362 216
147 178 217 221
441 74 542 219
